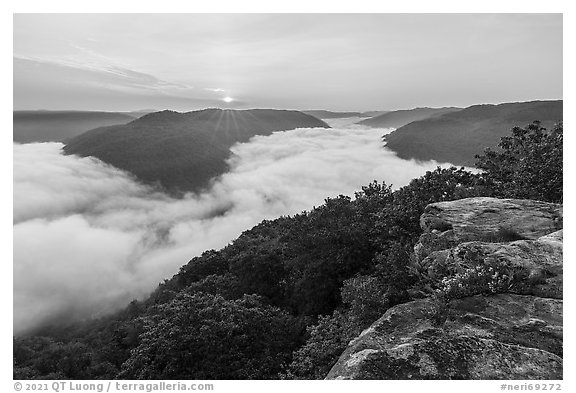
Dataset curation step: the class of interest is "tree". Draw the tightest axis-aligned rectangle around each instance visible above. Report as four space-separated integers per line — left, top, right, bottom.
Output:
286 311 358 380
228 239 288 305
340 275 389 326
13 337 104 379
119 293 301 379
475 121 563 203
374 242 417 306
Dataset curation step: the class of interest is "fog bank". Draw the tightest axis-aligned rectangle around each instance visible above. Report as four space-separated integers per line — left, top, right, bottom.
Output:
14 120 451 333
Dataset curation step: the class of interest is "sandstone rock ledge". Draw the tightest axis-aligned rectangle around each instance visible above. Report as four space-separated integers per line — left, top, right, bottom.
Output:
415 197 562 262
326 197 563 380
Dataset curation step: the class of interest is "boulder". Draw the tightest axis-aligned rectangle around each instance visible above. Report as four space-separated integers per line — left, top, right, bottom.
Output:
416 198 562 261
326 294 562 379
417 230 563 299
538 230 563 246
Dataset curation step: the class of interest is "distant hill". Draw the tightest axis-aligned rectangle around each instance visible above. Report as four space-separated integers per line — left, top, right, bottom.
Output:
303 110 389 119
384 100 563 166
13 110 138 143
357 107 462 129
303 110 363 119
361 110 389 118
121 110 156 118
63 108 329 193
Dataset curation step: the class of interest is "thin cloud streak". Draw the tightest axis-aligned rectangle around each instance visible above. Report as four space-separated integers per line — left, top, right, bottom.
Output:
13 14 562 111
13 57 237 111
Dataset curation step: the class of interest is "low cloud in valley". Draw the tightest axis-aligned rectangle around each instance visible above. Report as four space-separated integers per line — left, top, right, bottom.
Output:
14 120 451 333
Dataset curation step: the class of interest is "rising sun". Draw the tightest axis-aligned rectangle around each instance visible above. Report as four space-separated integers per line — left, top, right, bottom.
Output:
222 96 234 103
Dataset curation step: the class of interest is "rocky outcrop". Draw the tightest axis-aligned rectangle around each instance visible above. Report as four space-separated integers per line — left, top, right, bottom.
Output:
327 197 563 380
326 295 562 379
418 231 563 299
415 198 562 262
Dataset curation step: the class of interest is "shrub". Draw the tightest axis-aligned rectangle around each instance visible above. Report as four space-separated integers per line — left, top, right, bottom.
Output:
286 311 358 380
475 121 563 203
439 263 514 299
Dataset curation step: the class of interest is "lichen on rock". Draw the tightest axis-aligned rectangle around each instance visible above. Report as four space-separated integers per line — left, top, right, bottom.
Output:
327 197 563 380
417 197 562 261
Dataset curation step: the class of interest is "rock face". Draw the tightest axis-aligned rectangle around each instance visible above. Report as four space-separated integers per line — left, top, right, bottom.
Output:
326 295 562 380
415 197 562 262
327 197 563 380
418 233 563 300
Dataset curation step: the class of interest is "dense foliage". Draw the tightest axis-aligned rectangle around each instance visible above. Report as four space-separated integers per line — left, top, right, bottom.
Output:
14 121 562 379
475 121 563 203
119 293 302 379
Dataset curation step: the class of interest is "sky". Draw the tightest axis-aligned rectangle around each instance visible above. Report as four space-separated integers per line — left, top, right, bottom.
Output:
13 13 562 112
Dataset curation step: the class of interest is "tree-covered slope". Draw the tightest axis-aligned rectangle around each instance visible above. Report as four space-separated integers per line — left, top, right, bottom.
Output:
303 110 388 119
303 110 364 118
356 107 462 128
384 100 563 165
63 109 329 193
13 110 137 143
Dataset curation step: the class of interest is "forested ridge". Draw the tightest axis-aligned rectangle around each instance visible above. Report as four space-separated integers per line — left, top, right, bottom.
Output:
13 111 137 144
62 109 329 194
384 100 562 166
14 121 562 380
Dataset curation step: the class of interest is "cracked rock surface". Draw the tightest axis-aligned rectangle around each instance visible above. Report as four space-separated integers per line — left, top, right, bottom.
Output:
327 198 563 380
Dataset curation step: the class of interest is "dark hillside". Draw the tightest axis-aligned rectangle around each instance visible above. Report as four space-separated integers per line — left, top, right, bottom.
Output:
13 110 136 143
384 100 562 165
357 107 462 129
63 109 329 193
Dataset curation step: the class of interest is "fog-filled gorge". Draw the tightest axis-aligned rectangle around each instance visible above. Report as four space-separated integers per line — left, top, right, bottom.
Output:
12 13 564 381
14 119 451 334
